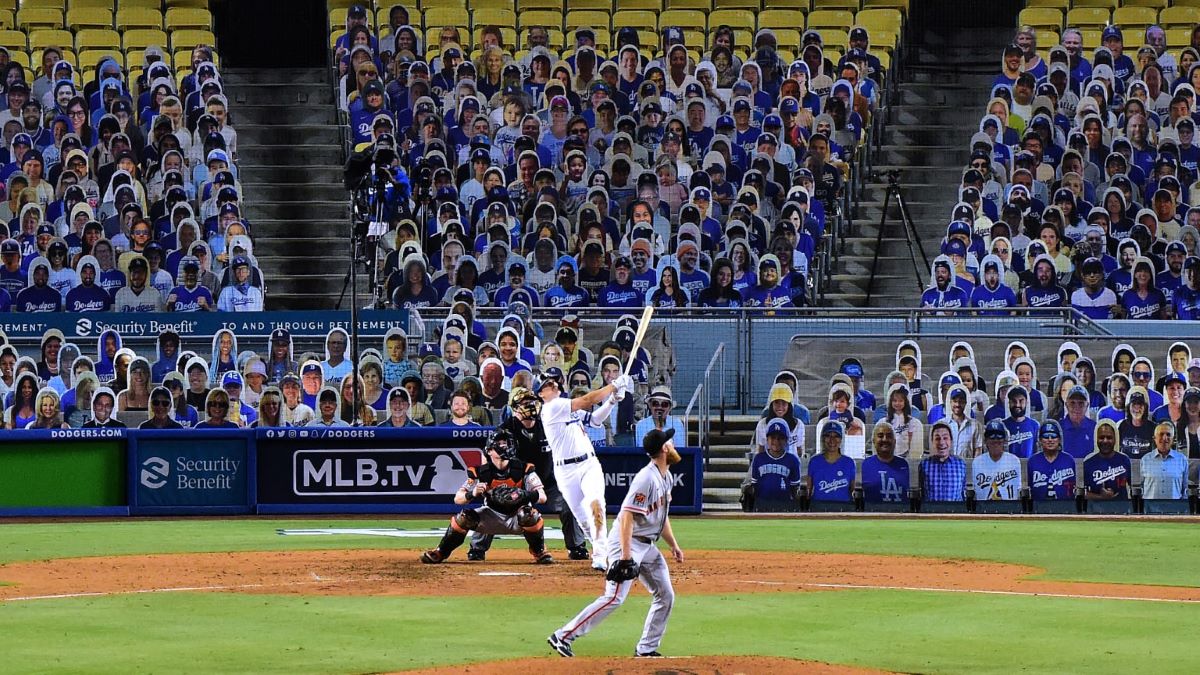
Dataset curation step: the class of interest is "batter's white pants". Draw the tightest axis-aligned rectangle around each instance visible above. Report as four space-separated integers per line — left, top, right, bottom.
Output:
554 456 608 564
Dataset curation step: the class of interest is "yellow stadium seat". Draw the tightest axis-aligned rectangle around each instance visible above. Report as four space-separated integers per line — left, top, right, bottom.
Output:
855 9 901 36
518 9 562 30
75 28 121 51
0 0 14 9
123 28 168 51
1160 7 1200 30
424 8 467 32
474 8 516 29
563 0 611 9
165 7 212 30
515 0 561 9
807 9 855 30
16 8 63 30
1071 0 1117 9
1123 0 1166 7
766 0 809 9
811 0 859 10
565 10 609 31
759 9 806 30
0 29 24 50
170 28 215 51
71 0 114 7
324 0 358 8
119 0 162 8
116 7 163 30
1035 30 1058 49
612 9 656 32
1065 8 1109 30
23 0 64 9
174 47 218 70
682 28 705 49
66 7 112 29
614 0 661 10
1166 28 1190 49
78 48 122 72
471 0 514 9
860 0 908 14
1112 6 1156 30
712 0 759 9
1078 28 1102 50
165 0 211 7
1017 8 1062 32
29 29 72 51
1024 0 1067 8
773 28 802 51
659 9 706 30
0 10 11 30
709 9 753 31
667 0 710 10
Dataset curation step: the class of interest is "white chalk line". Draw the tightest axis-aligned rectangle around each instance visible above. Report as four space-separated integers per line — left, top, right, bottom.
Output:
732 579 1200 604
2 577 357 603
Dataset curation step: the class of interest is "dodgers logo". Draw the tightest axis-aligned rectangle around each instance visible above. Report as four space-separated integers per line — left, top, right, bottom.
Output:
140 457 170 489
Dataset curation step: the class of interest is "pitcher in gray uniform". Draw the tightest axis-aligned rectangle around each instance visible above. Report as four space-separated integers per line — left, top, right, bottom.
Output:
547 428 685 658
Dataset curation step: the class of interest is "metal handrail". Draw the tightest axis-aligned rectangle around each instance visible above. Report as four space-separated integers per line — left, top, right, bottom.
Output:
683 342 726 472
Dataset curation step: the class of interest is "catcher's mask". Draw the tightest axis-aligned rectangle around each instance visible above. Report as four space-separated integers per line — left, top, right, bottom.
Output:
509 386 542 418
485 429 518 461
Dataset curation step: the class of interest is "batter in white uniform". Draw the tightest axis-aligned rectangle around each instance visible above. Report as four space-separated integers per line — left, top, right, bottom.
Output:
536 373 632 570
548 427 684 658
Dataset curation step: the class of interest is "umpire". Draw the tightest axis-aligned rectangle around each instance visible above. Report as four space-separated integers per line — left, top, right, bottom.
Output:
469 387 589 560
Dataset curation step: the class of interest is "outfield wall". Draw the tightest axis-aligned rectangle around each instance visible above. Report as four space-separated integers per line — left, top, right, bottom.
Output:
0 428 702 517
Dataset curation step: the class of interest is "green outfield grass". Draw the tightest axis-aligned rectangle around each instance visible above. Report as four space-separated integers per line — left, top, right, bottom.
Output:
0 517 1196 586
1 517 1198 674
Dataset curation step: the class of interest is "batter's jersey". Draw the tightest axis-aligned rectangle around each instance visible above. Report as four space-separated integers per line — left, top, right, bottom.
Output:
971 452 1023 500
612 462 673 542
542 397 596 462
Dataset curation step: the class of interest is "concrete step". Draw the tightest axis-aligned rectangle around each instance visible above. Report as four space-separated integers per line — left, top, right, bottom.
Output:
241 182 349 201
251 220 352 239
252 235 348 255
239 144 345 165
707 456 750 471
220 68 328 86
233 104 341 126
702 486 743 504
239 164 345 183
242 200 349 221
222 82 333 106
889 105 989 126
867 165 965 183
236 124 344 146
703 471 748 489
877 145 966 165
884 125 967 146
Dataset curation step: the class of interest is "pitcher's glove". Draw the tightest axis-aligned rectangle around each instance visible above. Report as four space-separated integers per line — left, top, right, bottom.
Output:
606 558 640 582
487 486 534 514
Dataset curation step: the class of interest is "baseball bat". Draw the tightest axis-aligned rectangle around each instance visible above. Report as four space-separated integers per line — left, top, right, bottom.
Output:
623 305 654 377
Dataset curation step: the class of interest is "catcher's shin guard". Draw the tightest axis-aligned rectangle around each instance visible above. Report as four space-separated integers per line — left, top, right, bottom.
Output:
437 512 473 556
520 507 546 554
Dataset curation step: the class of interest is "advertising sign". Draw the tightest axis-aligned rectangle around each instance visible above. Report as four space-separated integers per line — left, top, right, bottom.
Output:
129 430 252 515
0 430 127 515
0 309 406 340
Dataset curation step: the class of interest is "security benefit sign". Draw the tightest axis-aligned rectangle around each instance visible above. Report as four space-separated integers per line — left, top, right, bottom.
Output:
130 430 251 514
255 427 487 509
599 446 702 515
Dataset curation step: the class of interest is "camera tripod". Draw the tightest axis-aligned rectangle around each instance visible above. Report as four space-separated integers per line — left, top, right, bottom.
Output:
864 170 931 305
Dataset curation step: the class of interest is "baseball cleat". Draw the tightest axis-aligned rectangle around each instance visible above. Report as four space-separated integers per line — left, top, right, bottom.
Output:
567 547 590 560
466 549 486 561
547 633 573 658
591 561 608 573
532 550 554 564
636 651 663 657
420 549 444 564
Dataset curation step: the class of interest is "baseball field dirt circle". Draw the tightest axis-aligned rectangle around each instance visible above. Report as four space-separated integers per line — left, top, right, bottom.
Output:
3 549 1198 603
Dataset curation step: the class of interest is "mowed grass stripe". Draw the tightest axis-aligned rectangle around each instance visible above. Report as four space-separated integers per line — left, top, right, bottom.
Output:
0 591 1195 675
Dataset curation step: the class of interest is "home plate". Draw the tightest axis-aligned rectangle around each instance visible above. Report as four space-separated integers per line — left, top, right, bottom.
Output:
478 572 532 577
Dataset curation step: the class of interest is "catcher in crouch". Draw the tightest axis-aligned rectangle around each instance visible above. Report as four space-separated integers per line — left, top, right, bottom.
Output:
421 430 555 564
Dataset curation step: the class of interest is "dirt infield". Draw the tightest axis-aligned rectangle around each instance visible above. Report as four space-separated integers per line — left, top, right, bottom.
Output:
398 655 894 674
2 548 1198 603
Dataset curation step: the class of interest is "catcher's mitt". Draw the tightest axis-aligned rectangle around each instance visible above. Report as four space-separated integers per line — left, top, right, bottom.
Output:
486 485 535 515
606 558 640 583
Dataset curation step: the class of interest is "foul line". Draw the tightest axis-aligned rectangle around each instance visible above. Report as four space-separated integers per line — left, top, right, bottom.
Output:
732 580 1200 604
2 578 352 603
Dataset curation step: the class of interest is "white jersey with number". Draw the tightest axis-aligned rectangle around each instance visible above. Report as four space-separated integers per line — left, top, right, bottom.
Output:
971 452 1023 501
541 397 597 462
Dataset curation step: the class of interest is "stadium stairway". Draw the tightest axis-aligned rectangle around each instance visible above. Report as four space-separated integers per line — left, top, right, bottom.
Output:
848 24 1015 307
697 414 760 512
225 67 351 310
